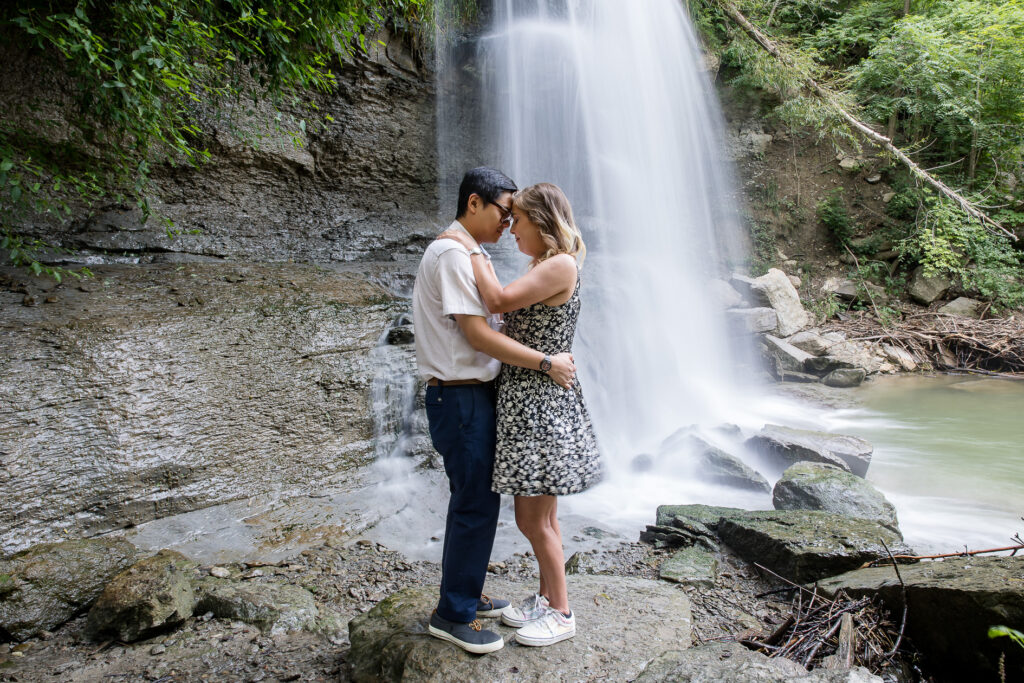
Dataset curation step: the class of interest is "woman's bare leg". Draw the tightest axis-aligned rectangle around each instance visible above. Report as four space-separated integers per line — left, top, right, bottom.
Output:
515 494 569 613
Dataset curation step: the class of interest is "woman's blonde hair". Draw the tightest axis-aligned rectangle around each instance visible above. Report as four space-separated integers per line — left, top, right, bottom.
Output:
513 182 586 265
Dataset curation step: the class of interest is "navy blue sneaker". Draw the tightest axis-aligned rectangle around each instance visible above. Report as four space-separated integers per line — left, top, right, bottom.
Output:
476 594 511 618
428 610 504 654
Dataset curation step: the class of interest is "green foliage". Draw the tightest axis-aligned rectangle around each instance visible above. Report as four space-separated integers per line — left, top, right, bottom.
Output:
0 0 432 274
807 290 845 322
989 625 1024 649
816 189 856 247
748 217 777 275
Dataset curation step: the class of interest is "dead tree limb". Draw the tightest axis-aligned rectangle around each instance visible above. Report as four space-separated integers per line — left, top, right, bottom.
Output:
714 0 1016 242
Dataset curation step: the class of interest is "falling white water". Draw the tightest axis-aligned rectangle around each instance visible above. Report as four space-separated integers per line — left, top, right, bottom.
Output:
437 0 762 501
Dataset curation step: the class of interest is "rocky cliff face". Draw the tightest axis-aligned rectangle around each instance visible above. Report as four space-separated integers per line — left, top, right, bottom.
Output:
5 27 440 265
0 262 404 554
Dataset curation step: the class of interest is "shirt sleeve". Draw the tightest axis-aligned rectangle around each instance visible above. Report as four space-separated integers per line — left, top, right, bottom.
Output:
437 246 490 318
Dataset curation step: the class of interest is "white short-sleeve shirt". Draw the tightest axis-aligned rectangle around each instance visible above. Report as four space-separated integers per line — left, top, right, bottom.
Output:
412 221 501 382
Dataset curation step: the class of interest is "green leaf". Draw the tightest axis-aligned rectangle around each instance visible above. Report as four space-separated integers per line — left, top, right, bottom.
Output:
0 160 12 173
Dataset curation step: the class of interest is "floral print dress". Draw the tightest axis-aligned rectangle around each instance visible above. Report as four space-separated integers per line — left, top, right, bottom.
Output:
492 271 602 496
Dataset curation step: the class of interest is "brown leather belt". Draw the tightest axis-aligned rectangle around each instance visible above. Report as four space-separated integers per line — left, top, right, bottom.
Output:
426 378 487 386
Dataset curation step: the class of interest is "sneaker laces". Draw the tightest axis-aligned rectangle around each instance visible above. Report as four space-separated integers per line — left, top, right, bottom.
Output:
480 594 493 610
468 619 483 631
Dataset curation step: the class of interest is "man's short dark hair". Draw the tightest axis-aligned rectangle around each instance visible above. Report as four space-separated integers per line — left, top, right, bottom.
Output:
456 167 517 219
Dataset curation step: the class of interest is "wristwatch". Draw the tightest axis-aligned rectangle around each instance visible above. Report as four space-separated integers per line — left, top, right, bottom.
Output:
539 355 552 373
468 247 484 257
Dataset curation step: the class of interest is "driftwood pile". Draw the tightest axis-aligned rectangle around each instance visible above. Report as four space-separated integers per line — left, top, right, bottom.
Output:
826 310 1024 375
742 581 907 674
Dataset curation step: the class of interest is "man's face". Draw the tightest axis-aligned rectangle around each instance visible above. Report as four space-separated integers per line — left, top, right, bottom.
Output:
480 191 515 243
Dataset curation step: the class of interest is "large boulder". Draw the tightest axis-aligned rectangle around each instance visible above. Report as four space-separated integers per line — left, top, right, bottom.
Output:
194 579 319 635
753 269 810 336
690 437 771 493
348 575 691 682
786 331 832 357
635 642 882 682
746 425 873 477
656 504 746 530
822 277 889 306
822 367 867 388
86 549 196 642
763 335 814 378
818 557 1024 679
716 510 911 583
0 538 138 641
730 274 771 307
908 266 952 305
772 463 899 533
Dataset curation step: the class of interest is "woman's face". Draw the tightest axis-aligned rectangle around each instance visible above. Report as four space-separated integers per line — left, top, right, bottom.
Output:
510 209 546 258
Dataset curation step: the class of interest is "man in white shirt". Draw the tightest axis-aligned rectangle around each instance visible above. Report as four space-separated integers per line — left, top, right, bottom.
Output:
413 167 576 654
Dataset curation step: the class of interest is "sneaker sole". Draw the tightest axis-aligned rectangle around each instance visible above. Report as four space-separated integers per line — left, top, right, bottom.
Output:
514 628 576 647
428 624 505 654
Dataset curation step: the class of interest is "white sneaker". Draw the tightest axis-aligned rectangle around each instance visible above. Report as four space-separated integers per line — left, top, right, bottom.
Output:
514 607 576 647
500 593 549 628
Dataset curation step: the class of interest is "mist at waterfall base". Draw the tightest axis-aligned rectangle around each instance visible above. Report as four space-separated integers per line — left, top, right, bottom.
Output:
363 0 1023 560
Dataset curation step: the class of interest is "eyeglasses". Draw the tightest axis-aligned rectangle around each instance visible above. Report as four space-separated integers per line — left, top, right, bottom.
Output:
489 199 514 227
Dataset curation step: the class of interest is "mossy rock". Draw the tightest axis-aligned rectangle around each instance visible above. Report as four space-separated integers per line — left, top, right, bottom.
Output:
0 538 138 641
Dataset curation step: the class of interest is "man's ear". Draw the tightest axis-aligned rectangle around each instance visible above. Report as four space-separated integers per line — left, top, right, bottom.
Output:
466 193 483 215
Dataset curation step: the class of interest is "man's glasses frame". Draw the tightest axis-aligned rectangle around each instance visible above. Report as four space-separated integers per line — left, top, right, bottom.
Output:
488 199 514 227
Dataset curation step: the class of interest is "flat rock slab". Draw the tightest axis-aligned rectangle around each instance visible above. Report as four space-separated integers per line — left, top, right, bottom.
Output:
717 510 911 583
0 538 137 641
773 462 899 534
635 642 882 682
660 548 718 588
656 504 746 529
818 557 1024 678
348 575 691 682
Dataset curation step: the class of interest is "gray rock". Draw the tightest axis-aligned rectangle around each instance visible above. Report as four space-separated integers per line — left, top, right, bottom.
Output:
763 335 814 376
656 504 746 530
729 274 770 307
659 548 718 588
786 331 832 357
778 370 823 383
752 269 810 336
635 642 883 681
938 296 984 318
881 344 917 372
726 307 778 334
822 367 867 387
818 557 1024 679
908 266 952 304
194 579 318 635
386 324 415 345
1 264 398 553
839 157 861 172
865 173 882 184
716 510 912 583
747 425 873 477
690 437 771 493
773 462 899 533
882 192 896 203
86 549 196 642
822 277 888 306
348 575 692 683
0 539 138 641
810 340 886 375
709 279 744 309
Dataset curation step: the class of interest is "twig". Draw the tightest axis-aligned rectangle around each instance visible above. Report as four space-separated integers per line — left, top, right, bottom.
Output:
880 539 908 658
866 542 1024 564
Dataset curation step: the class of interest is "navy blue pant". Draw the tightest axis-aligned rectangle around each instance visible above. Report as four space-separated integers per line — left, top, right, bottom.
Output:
424 382 500 623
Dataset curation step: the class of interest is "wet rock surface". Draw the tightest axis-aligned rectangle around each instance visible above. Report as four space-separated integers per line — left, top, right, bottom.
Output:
818 556 1024 680
195 578 319 636
747 424 873 477
347 574 692 683
716 510 912 583
86 550 196 642
0 262 404 553
0 539 137 642
773 463 899 533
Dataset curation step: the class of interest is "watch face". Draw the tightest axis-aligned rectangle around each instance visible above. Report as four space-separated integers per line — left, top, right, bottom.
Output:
540 358 552 371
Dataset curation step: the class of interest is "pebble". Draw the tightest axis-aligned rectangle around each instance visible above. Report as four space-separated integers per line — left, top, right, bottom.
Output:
149 645 166 656
199 611 214 622
209 566 231 578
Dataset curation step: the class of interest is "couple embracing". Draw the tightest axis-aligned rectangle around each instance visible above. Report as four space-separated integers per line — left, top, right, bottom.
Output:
411 166 603 653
